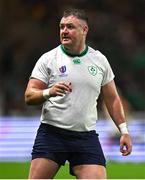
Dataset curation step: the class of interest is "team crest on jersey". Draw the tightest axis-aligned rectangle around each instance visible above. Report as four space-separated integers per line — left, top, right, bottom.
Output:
59 65 68 77
88 65 97 76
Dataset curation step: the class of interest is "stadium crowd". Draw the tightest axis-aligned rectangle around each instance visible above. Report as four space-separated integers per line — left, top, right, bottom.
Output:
0 0 145 115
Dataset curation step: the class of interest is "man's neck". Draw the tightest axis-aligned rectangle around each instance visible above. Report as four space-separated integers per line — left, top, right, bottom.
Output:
61 44 88 57
63 44 86 55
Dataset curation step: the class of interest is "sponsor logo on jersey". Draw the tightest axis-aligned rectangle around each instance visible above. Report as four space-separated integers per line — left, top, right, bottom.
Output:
88 65 97 76
73 58 81 64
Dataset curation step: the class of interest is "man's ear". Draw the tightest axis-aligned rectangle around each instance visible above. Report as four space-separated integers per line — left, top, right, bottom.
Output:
83 25 89 36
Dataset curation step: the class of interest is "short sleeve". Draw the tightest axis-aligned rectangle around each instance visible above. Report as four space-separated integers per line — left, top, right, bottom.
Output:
30 54 51 84
101 54 115 86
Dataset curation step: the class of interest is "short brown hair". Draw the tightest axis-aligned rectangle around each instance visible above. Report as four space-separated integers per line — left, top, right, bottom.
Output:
63 8 88 25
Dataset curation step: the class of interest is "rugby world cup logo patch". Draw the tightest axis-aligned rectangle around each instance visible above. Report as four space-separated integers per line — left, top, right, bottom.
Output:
59 65 66 74
59 65 68 77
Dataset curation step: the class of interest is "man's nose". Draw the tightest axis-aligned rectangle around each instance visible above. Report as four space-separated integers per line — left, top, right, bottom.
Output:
63 26 68 33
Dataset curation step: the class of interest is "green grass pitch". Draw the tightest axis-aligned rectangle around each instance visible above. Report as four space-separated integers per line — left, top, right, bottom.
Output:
0 162 145 179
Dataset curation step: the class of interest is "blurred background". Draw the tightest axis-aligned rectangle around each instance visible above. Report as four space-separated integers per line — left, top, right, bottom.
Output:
0 0 145 179
0 0 145 115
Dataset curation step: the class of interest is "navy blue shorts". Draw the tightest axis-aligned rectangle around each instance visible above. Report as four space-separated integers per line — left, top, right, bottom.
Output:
31 123 106 175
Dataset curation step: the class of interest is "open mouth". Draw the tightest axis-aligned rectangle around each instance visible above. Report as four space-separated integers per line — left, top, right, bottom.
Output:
63 38 69 41
62 36 71 41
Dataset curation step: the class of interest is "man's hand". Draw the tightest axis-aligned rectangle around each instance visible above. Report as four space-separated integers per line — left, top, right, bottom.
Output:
120 134 132 156
49 82 72 97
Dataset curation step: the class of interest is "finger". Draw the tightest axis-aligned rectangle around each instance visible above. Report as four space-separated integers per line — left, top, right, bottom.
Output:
56 88 66 95
120 141 124 151
68 82 72 92
120 144 131 156
58 82 69 87
120 143 126 153
122 150 129 156
122 150 131 156
56 92 65 96
57 83 71 92
54 88 64 96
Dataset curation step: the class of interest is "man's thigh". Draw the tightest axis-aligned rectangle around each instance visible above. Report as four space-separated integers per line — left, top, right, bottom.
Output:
28 158 60 179
73 164 106 179
69 152 106 177
30 150 71 179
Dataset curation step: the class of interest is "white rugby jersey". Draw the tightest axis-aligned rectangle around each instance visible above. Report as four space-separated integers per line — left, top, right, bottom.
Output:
31 45 115 131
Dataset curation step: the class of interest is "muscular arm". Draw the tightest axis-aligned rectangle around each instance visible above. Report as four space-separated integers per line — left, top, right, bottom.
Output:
101 80 132 156
101 80 125 127
25 78 48 105
25 78 72 105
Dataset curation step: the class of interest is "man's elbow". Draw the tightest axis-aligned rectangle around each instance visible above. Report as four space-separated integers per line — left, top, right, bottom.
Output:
25 92 33 105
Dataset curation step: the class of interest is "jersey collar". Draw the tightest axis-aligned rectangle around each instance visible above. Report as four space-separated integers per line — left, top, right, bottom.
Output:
60 44 88 57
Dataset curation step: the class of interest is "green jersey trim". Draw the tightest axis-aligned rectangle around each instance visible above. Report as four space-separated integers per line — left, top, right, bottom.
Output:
60 44 88 57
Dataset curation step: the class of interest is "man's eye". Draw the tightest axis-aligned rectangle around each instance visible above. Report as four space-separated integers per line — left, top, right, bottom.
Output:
60 24 75 30
60 25 64 29
67 25 74 29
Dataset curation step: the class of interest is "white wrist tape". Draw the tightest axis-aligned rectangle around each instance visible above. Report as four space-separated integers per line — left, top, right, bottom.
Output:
43 89 50 100
118 122 129 134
